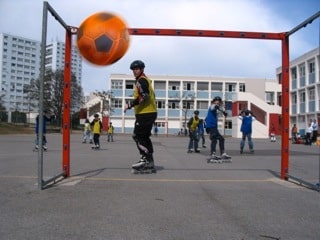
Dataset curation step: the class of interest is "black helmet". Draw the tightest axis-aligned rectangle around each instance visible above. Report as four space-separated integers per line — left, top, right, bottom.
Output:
94 113 99 118
130 60 145 70
245 109 250 115
194 110 199 115
213 96 222 102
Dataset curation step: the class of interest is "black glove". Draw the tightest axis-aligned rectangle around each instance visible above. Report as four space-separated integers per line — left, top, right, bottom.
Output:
124 102 132 113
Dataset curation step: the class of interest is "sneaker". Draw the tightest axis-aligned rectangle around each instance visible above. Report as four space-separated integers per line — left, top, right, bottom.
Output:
249 149 254 153
240 149 243 154
221 153 231 159
195 149 201 153
187 149 193 153
202 145 207 148
35 145 39 149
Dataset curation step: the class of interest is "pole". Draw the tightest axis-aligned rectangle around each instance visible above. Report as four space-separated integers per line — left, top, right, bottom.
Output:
62 28 72 177
38 1 48 189
280 34 290 180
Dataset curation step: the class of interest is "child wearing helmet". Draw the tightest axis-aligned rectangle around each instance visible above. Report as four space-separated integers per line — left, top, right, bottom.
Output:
205 96 231 160
125 60 157 172
187 110 201 153
90 113 102 149
238 109 255 153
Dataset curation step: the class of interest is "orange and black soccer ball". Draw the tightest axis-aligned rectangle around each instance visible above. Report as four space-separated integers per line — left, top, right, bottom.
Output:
76 12 130 66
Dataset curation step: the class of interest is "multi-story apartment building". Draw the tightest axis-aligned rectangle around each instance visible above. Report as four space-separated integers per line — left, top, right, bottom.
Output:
0 33 41 113
277 47 320 135
105 74 282 138
0 33 83 121
45 41 82 86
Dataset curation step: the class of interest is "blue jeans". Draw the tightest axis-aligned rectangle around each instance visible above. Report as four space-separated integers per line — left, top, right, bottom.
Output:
240 133 253 150
188 131 199 151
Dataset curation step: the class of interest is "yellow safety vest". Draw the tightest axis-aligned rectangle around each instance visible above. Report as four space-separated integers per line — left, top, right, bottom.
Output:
190 117 200 131
133 76 157 115
92 120 101 134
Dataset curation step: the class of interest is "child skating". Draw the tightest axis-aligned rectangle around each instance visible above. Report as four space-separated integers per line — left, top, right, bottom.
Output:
205 96 231 163
90 113 102 150
82 118 93 144
239 109 255 154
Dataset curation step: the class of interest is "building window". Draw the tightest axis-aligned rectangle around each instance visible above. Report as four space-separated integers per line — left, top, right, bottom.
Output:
308 88 315 101
197 82 208 91
265 92 275 105
308 61 315 73
182 101 194 109
226 83 236 92
125 80 135 89
225 120 232 129
157 100 165 109
291 93 297 104
299 91 305 103
169 81 180 90
211 82 222 91
291 67 297 79
299 64 305 77
154 81 166 90
111 80 123 89
197 101 208 110
239 83 246 92
277 73 282 84
111 98 122 108
155 122 166 128
183 82 194 91
168 101 177 109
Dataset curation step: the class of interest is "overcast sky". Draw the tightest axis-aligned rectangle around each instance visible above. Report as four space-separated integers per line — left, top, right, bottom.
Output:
0 0 319 95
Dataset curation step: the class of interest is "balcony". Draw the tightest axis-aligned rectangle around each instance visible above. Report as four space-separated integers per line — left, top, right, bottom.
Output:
308 72 315 84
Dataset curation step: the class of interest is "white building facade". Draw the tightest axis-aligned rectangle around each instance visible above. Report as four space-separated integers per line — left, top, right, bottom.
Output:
107 74 282 138
277 47 320 136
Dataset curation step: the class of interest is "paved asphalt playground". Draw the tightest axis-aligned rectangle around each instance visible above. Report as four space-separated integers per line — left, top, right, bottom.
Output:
0 133 319 240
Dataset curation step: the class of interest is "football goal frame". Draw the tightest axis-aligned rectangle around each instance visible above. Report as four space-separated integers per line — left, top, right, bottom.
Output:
38 1 319 190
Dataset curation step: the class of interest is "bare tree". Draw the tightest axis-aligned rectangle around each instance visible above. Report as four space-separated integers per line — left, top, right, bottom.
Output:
25 69 83 126
93 90 114 117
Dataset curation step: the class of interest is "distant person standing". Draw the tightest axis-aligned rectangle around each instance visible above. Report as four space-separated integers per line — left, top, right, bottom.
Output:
270 123 277 142
153 123 158 136
311 119 318 144
305 125 313 145
291 124 298 143
34 110 54 151
107 122 114 142
239 109 255 153
82 118 93 144
90 113 102 149
187 110 201 153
